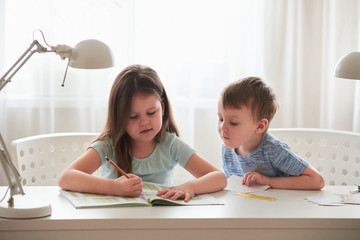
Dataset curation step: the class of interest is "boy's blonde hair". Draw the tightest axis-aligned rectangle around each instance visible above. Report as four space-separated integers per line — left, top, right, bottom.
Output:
221 77 279 123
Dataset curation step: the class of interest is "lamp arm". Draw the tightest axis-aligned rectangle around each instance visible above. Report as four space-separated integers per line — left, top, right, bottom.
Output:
0 40 48 91
0 133 24 207
0 39 49 206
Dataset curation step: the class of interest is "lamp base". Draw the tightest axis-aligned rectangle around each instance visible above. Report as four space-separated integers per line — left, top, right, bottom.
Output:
0 193 51 219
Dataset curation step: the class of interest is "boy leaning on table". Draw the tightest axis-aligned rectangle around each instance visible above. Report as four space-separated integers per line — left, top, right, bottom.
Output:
217 77 325 190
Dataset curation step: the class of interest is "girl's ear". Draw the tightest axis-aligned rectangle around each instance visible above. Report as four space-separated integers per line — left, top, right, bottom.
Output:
255 118 268 134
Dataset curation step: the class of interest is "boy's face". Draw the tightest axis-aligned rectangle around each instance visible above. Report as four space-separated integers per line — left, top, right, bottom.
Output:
217 100 261 152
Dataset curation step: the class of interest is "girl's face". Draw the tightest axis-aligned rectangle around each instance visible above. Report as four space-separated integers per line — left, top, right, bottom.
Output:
217 99 261 155
126 93 164 145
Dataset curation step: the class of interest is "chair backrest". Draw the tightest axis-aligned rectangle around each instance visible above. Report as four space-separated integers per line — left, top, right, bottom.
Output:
11 132 98 186
269 128 360 186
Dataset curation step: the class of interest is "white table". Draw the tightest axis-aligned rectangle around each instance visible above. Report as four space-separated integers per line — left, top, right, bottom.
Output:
0 186 359 240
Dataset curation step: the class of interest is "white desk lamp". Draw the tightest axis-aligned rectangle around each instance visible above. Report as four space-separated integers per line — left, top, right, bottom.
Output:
0 30 113 219
335 52 360 194
335 52 360 80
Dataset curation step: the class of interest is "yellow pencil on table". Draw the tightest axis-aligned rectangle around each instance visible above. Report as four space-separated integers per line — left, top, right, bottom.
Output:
105 156 130 179
235 192 277 201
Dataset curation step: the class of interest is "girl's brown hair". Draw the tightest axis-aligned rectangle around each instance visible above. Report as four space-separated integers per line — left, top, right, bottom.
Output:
96 64 179 174
221 77 279 124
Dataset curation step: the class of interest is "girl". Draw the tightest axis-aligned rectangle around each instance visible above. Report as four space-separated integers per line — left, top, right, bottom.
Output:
58 64 227 202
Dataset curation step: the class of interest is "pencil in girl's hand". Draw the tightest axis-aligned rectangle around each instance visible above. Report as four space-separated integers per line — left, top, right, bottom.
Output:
105 156 130 179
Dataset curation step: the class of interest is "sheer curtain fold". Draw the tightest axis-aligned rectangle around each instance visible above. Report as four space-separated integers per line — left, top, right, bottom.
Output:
319 0 360 130
1 0 360 186
264 0 360 132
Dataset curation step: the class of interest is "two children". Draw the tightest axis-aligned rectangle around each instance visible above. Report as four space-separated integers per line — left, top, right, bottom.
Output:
218 77 324 190
59 66 324 203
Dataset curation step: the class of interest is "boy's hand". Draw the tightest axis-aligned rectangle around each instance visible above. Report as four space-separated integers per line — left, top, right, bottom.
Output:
114 173 142 197
156 183 195 202
242 172 270 186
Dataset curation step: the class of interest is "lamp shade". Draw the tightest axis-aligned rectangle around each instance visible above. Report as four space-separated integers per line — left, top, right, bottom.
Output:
69 39 114 69
335 52 360 80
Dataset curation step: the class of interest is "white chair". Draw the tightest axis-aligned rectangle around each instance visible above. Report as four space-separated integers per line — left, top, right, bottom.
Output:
11 132 98 186
269 128 360 186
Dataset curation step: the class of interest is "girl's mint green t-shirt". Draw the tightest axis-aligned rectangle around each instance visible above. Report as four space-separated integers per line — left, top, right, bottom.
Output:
90 132 195 186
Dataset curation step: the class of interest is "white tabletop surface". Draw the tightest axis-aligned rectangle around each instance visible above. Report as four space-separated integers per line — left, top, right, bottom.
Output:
0 185 360 240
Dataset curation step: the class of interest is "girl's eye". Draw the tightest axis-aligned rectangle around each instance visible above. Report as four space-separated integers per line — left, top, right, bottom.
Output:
147 111 156 116
230 122 238 126
218 118 223 122
129 115 138 119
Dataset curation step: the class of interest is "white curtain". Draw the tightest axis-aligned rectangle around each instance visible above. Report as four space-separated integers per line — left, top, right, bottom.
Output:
1 0 360 185
262 0 360 130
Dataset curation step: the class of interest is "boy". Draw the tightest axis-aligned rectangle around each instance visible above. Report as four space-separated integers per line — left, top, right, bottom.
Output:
218 77 324 190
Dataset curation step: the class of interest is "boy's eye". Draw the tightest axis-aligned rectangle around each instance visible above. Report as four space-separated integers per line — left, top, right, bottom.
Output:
230 122 238 126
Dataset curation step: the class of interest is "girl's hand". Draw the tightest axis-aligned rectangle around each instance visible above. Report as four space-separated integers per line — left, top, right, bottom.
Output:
242 172 270 186
114 174 143 197
156 183 195 202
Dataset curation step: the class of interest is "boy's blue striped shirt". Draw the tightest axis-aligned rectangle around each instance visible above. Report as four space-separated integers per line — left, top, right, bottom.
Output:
222 132 308 178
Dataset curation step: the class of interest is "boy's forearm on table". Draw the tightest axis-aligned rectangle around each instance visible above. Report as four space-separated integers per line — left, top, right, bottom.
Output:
268 175 324 190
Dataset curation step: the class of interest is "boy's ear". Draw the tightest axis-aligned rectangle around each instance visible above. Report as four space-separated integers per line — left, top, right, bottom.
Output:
256 118 268 134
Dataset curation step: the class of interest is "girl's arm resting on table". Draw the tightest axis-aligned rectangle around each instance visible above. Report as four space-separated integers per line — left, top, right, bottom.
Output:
242 165 325 190
58 148 143 197
157 153 227 202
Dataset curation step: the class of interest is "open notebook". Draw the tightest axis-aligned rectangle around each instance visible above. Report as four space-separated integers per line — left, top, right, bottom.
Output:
61 182 223 208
